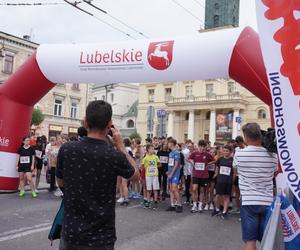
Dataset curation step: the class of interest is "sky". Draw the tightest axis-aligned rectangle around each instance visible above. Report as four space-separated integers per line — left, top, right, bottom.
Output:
0 0 257 44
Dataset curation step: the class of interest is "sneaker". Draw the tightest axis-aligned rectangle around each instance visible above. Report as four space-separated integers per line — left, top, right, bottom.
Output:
184 200 190 205
120 200 129 206
32 191 37 198
211 209 221 217
231 208 240 214
152 202 158 210
191 205 198 213
209 203 214 210
117 197 124 203
166 206 176 212
198 204 203 213
176 205 183 213
19 190 25 197
221 212 229 220
204 204 209 211
35 189 39 194
54 190 63 197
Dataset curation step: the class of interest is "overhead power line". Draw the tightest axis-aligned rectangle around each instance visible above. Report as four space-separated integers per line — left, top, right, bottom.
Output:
83 0 149 38
63 0 136 39
0 2 65 5
192 0 205 9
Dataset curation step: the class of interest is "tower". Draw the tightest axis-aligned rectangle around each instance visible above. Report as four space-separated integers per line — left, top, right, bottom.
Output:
205 0 240 29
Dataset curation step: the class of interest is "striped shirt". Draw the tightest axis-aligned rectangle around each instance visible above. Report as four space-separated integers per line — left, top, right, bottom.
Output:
233 146 277 206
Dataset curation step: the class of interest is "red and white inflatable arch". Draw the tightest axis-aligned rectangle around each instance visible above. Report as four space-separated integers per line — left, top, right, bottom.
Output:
0 27 272 191
1 0 299 201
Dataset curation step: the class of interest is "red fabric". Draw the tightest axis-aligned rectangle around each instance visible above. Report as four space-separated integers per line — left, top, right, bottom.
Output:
0 177 19 191
189 151 213 179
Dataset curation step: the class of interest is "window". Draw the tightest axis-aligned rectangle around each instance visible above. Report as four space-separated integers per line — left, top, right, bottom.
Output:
127 119 135 128
54 99 63 116
258 109 267 119
228 82 235 94
205 111 211 120
110 93 114 103
206 84 214 96
185 85 193 97
165 88 172 100
214 15 220 26
215 3 219 9
70 102 78 119
148 89 155 102
72 83 80 90
3 54 14 74
185 112 189 121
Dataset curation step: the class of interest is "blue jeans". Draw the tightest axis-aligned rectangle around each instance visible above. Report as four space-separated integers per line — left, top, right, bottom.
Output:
240 205 269 242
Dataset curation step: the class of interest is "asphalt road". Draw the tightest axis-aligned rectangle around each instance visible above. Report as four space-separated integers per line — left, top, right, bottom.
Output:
0 191 243 250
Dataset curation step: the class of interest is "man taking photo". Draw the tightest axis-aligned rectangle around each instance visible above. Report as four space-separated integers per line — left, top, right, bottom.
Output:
56 100 139 250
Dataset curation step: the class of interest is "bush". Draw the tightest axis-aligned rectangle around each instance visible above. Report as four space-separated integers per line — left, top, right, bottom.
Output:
31 108 44 126
129 131 141 140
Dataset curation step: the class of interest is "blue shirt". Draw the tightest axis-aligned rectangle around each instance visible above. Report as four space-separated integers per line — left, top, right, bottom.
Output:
168 150 181 175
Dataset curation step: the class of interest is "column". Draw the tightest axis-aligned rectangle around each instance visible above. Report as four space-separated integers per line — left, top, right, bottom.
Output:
167 111 174 137
188 110 195 141
232 109 240 139
209 110 216 145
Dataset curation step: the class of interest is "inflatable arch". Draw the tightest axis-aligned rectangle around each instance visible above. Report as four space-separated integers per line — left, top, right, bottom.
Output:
0 26 272 191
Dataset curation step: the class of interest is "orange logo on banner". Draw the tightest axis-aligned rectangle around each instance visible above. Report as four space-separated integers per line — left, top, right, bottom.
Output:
262 0 300 135
148 41 174 70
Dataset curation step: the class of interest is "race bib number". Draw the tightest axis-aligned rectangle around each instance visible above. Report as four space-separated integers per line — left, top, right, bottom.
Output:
168 158 174 166
160 156 168 164
20 156 30 164
220 166 231 176
35 150 42 158
207 163 215 171
147 167 158 176
195 163 205 171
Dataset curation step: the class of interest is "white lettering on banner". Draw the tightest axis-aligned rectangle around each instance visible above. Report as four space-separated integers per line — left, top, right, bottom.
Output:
256 0 300 201
0 137 9 147
0 152 18 178
220 166 231 176
281 205 300 242
194 163 205 171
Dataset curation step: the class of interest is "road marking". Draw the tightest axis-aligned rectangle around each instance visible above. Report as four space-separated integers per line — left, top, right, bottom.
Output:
0 223 52 242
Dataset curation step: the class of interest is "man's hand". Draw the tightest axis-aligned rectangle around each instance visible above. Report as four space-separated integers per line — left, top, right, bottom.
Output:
111 127 126 153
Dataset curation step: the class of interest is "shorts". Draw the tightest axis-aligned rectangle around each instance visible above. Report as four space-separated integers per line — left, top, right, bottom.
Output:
192 177 209 187
240 205 269 242
146 176 160 191
234 176 239 186
168 174 180 185
18 165 32 173
36 161 43 170
216 182 232 195
208 171 215 183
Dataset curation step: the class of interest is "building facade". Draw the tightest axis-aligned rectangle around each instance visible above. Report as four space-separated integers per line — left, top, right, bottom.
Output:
136 80 271 144
90 83 139 137
0 31 89 139
205 0 240 29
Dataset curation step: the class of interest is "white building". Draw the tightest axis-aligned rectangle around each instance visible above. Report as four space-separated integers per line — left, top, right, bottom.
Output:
90 83 139 137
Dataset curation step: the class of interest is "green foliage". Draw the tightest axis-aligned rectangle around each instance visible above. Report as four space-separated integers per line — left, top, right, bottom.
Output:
31 108 44 126
129 131 141 140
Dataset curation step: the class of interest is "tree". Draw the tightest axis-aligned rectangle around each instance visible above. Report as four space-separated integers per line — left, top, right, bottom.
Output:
129 131 141 140
31 108 44 126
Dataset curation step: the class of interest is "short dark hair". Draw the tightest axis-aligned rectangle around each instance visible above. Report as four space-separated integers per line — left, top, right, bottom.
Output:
77 126 87 137
123 138 131 147
85 101 112 131
135 138 141 145
242 123 262 141
198 140 207 147
235 136 244 143
223 145 233 152
146 144 154 152
168 138 177 146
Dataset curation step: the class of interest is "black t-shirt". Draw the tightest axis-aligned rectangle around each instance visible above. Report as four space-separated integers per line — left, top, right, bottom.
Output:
216 157 234 184
17 146 35 168
156 150 169 167
56 137 135 247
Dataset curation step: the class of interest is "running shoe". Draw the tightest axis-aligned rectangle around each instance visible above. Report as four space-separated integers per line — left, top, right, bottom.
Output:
176 205 183 213
120 199 129 206
144 201 150 209
54 190 63 197
32 191 37 198
191 205 198 213
211 210 221 217
204 204 209 211
209 203 214 210
35 189 39 194
19 190 25 197
165 206 176 212
152 202 158 210
198 204 203 213
221 212 229 220
117 197 124 203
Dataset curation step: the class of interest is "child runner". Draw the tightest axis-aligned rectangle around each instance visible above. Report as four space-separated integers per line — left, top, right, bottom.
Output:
166 139 183 213
16 136 37 198
189 140 213 213
34 137 45 193
157 142 170 200
212 145 234 219
142 144 160 209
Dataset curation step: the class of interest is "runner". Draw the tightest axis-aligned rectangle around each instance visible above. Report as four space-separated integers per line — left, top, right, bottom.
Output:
47 136 59 193
16 136 37 198
182 141 193 205
212 145 234 219
34 137 45 192
142 144 160 209
189 140 213 213
206 148 218 210
157 142 170 200
166 139 183 213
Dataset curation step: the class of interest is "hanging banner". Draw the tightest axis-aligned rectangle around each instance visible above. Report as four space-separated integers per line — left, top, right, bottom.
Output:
256 0 300 201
